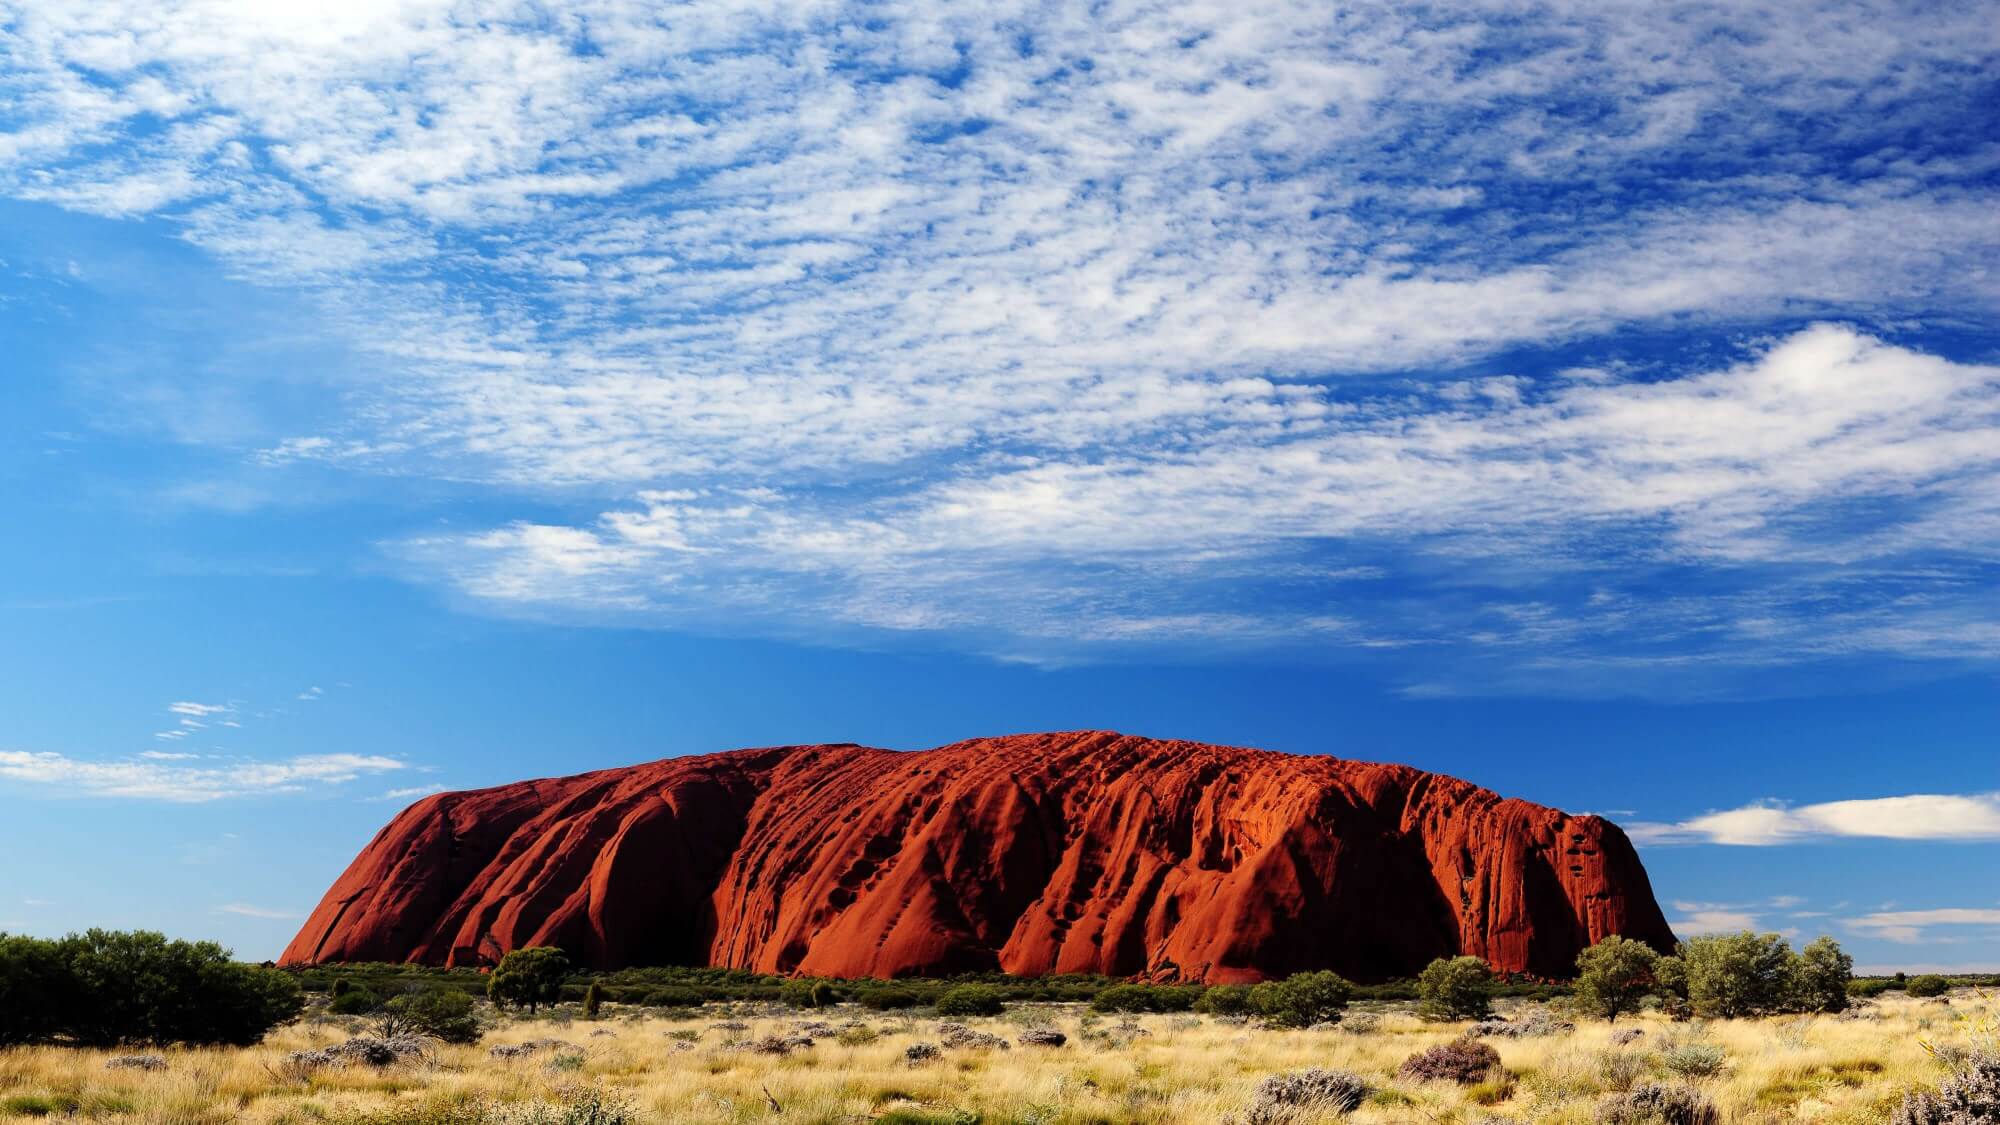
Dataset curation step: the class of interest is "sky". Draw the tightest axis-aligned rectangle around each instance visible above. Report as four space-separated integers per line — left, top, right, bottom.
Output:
0 0 1996 970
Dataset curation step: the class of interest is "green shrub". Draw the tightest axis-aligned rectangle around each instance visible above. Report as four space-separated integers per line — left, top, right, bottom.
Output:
858 986 923 1010
1575 936 1661 1022
487 947 570 1014
0 929 300 1047
778 978 842 1009
1906 974 1950 999
582 981 604 1019
1417 956 1494 1021
383 986 480 1043
1248 970 1352 1028
1847 978 1895 998
1657 1042 1727 1080
933 984 1005 1017
1194 984 1252 1016
330 987 383 1015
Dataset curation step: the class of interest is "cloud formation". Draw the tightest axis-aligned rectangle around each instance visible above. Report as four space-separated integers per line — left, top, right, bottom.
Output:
2 0 1996 679
1846 908 2000 945
0 748 407 802
215 903 302 921
1630 792 2000 846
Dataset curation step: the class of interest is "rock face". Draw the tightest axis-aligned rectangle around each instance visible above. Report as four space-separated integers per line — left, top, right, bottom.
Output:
283 731 1674 981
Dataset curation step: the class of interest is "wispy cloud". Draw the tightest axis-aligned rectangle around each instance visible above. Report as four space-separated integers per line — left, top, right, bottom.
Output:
1630 792 2000 846
1 0 1995 683
214 903 302 921
1846 908 2000 945
409 327 2000 673
1670 905 1767 936
0 749 407 802
371 783 448 803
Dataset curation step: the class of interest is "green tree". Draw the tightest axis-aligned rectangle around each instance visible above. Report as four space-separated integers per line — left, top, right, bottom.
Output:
582 981 604 1019
1652 954 1687 998
1574 936 1661 1022
0 934 71 1045
1417 956 1494 1021
2 929 298 1046
486 947 570 1014
1248 970 1353 1028
933 984 1005 1017
1678 932 1792 1017
1788 936 1852 1013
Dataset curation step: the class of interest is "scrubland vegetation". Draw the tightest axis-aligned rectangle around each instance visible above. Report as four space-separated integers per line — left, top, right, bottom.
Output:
3 931 1998 1124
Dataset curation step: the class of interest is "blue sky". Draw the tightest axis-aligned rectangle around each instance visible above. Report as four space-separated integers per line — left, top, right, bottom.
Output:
1 0 1996 969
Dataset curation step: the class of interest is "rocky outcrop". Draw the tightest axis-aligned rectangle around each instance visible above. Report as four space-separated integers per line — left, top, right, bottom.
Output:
282 731 1673 981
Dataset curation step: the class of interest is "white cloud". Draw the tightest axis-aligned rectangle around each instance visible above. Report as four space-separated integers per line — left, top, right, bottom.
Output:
412 328 2000 667
296 686 322 700
168 701 233 717
1630 792 2000 846
215 903 302 921
0 748 407 802
1668 902 1766 935
1846 908 2000 945
373 784 448 802
1 0 1995 678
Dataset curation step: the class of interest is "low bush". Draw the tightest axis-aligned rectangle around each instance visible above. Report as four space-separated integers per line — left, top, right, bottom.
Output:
1242 1069 1369 1122
1249 971 1353 1028
933 984 1004 1018
857 986 923 1010
1889 1053 2000 1125
778 978 842 1009
1594 1083 1722 1125
1195 984 1253 1016
1907 975 1951 999
1657 1042 1728 1080
383 985 481 1043
1398 1039 1502 1084
330 987 383 1015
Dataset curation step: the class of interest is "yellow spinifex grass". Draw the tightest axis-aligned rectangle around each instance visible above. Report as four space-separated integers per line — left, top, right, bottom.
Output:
0 992 1988 1124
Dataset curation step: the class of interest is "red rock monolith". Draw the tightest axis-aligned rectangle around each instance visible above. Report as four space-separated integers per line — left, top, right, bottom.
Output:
282 731 1674 980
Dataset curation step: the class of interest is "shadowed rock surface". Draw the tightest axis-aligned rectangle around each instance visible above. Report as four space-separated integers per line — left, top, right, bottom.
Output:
282 731 1674 980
